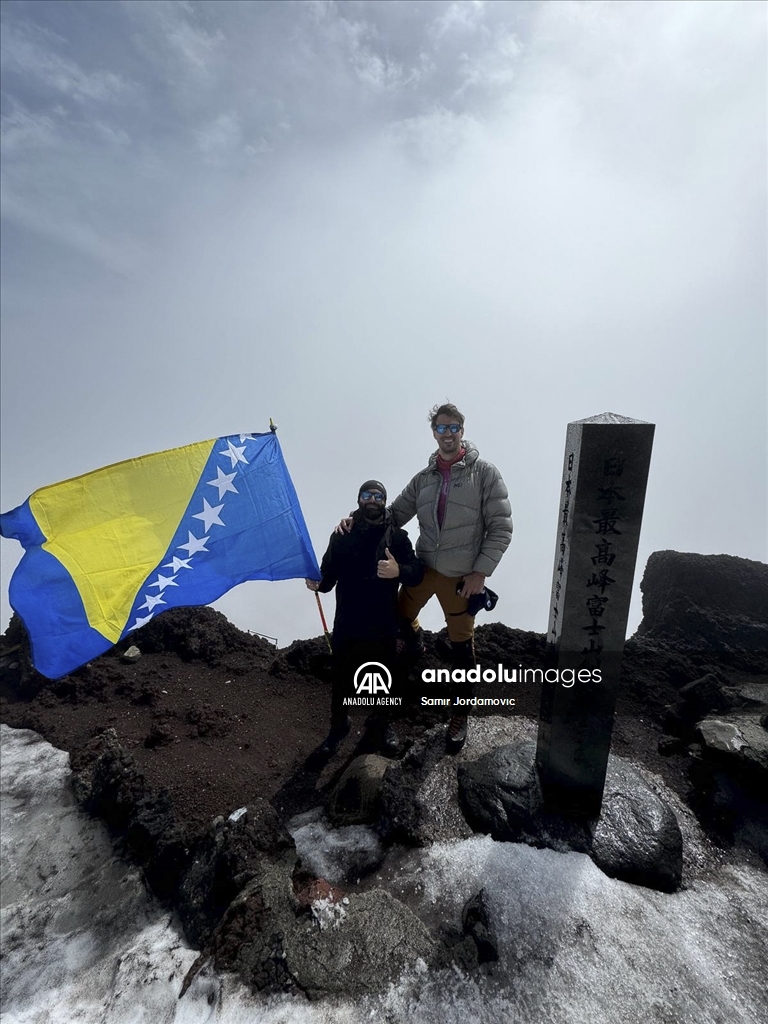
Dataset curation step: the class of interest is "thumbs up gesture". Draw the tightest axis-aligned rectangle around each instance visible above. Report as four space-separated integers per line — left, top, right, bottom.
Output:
377 547 400 579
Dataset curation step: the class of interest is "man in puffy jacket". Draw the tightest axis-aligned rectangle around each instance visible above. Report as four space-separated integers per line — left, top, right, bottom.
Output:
392 402 512 751
339 404 512 753
307 479 423 755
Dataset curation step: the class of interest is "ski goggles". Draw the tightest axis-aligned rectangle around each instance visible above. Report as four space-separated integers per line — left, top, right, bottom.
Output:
359 490 385 502
434 423 462 434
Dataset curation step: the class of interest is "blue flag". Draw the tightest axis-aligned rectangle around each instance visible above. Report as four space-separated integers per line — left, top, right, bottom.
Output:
0 431 320 678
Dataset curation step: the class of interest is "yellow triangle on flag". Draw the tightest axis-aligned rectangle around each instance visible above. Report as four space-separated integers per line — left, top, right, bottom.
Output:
30 440 214 642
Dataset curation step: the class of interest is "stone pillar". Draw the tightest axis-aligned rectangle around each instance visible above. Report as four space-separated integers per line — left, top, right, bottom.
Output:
536 413 655 817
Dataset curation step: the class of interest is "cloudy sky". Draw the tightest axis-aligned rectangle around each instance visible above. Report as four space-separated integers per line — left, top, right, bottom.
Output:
1 0 765 649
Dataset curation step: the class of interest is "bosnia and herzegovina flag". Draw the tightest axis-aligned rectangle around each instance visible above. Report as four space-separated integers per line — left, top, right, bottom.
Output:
0 431 320 679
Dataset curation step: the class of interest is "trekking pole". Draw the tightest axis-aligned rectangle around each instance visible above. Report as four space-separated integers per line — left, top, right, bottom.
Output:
314 591 332 653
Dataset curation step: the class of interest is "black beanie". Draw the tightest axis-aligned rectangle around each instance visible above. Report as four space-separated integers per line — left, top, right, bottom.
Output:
358 479 387 501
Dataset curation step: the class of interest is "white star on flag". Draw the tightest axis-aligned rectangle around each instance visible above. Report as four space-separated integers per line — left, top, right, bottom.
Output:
193 498 225 531
128 614 154 630
207 466 238 499
219 441 248 468
139 593 166 611
178 531 209 555
149 573 179 591
163 556 193 572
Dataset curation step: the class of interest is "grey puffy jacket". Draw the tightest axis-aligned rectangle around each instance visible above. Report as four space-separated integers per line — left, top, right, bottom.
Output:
389 441 512 578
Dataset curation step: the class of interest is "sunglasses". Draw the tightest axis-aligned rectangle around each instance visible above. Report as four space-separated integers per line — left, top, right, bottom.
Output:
434 423 462 435
360 490 385 502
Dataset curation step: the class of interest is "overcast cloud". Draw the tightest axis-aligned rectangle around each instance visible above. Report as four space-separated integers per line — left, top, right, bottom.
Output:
1 0 766 647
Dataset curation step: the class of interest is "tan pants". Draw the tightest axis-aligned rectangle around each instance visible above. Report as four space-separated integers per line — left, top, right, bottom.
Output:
398 566 474 643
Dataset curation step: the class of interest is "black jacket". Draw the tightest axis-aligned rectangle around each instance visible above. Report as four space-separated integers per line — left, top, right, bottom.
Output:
317 511 423 646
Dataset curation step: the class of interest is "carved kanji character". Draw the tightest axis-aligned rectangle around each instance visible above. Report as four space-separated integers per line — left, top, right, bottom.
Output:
586 569 616 592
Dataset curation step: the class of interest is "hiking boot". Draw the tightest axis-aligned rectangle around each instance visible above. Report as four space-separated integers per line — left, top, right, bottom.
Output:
446 714 468 754
318 716 351 756
450 638 475 669
398 619 425 660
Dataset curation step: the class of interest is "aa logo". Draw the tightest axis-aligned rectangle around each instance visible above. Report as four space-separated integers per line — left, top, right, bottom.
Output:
353 662 393 695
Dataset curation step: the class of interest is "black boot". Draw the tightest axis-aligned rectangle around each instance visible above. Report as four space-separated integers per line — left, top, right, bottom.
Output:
397 618 425 660
450 638 475 669
318 715 351 756
446 713 468 754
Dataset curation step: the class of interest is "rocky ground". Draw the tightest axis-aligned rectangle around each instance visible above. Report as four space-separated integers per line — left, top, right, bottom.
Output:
1 551 766 998
0 608 707 833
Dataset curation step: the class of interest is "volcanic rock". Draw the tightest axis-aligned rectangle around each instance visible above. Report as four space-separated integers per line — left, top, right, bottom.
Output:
696 714 768 784
457 740 683 892
327 754 391 826
378 718 537 846
636 551 768 661
286 887 439 998
70 728 191 900
177 800 295 948
590 758 683 892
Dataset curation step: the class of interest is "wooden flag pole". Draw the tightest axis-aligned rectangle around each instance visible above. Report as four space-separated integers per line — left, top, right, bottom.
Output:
314 592 332 652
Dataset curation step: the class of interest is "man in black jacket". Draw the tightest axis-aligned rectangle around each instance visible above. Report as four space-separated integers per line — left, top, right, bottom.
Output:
306 479 423 755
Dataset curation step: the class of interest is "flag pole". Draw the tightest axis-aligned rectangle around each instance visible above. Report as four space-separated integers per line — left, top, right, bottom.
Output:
314 592 332 652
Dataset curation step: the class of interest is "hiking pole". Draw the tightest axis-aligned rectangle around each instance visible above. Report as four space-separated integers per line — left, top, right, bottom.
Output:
314 591 332 653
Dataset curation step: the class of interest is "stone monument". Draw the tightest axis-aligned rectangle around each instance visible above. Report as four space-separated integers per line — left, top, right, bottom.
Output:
536 413 655 817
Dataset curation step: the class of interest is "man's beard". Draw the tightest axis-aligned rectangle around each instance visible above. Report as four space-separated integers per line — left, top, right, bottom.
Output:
360 504 385 523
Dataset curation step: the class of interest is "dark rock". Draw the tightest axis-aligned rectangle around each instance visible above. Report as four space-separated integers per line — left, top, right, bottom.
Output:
327 754 390 826
186 702 234 738
379 718 539 847
590 758 683 892
678 673 737 718
0 613 52 699
269 636 333 681
456 739 683 892
177 801 295 948
636 551 768 662
458 742 542 841
378 728 478 846
695 715 768 792
203 862 439 999
658 734 685 755
286 887 439 998
143 723 174 748
473 623 548 667
378 729 450 844
204 856 297 994
461 888 499 964
70 729 191 900
687 750 768 862
125 605 275 670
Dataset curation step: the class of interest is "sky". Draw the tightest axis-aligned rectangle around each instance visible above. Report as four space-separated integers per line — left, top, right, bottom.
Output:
1 0 766 649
